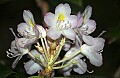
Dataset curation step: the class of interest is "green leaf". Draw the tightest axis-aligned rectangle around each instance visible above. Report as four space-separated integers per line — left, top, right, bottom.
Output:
0 64 15 78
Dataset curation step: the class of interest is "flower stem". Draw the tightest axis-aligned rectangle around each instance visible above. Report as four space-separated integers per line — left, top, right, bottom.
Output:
51 38 66 66
54 49 81 65
27 52 45 67
41 38 49 62
53 60 76 69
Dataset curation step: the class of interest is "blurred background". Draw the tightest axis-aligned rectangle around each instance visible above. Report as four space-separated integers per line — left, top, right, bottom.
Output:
0 0 120 78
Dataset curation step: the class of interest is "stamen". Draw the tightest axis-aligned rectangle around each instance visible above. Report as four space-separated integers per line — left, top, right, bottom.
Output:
6 51 14 58
83 58 86 62
99 50 103 53
97 31 106 37
87 69 94 73
9 28 18 38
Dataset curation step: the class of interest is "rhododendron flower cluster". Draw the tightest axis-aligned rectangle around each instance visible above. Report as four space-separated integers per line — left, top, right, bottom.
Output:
6 3 105 77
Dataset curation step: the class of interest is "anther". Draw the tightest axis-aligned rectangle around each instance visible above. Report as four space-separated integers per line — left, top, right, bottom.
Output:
87 69 94 73
9 28 18 38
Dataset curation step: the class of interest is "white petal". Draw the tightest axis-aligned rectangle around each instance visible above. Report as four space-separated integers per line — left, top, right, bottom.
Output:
89 52 103 67
62 42 71 51
68 15 77 28
63 29 76 41
15 38 31 55
17 23 29 37
86 20 96 34
23 10 35 27
81 44 103 67
24 38 36 47
36 25 46 38
24 60 42 75
73 59 87 74
16 38 34 48
17 23 35 38
82 35 94 45
83 5 92 22
55 3 71 16
64 48 78 57
44 12 55 27
92 38 105 51
77 17 83 27
47 27 61 40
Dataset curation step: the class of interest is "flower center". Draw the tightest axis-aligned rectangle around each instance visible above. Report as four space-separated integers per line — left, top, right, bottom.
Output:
58 13 65 21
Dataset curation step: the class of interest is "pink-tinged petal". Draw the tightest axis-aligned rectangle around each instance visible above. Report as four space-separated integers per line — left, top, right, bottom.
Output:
82 35 94 45
55 3 71 16
44 12 55 27
77 17 83 28
23 10 35 26
81 44 103 67
17 23 29 37
17 23 35 38
83 5 92 22
77 12 84 27
25 38 36 47
24 60 42 75
73 59 87 74
36 25 46 38
16 38 28 48
47 27 61 40
68 15 77 28
63 29 76 41
16 38 35 48
86 20 96 34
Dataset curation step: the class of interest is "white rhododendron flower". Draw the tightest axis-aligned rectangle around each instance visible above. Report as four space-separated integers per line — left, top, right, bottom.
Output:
6 3 105 77
44 3 77 40
63 47 87 76
77 6 96 35
24 50 44 75
17 10 46 39
6 38 31 68
81 35 105 66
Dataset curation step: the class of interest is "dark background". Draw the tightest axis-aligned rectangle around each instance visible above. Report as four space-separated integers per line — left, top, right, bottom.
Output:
0 0 120 78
